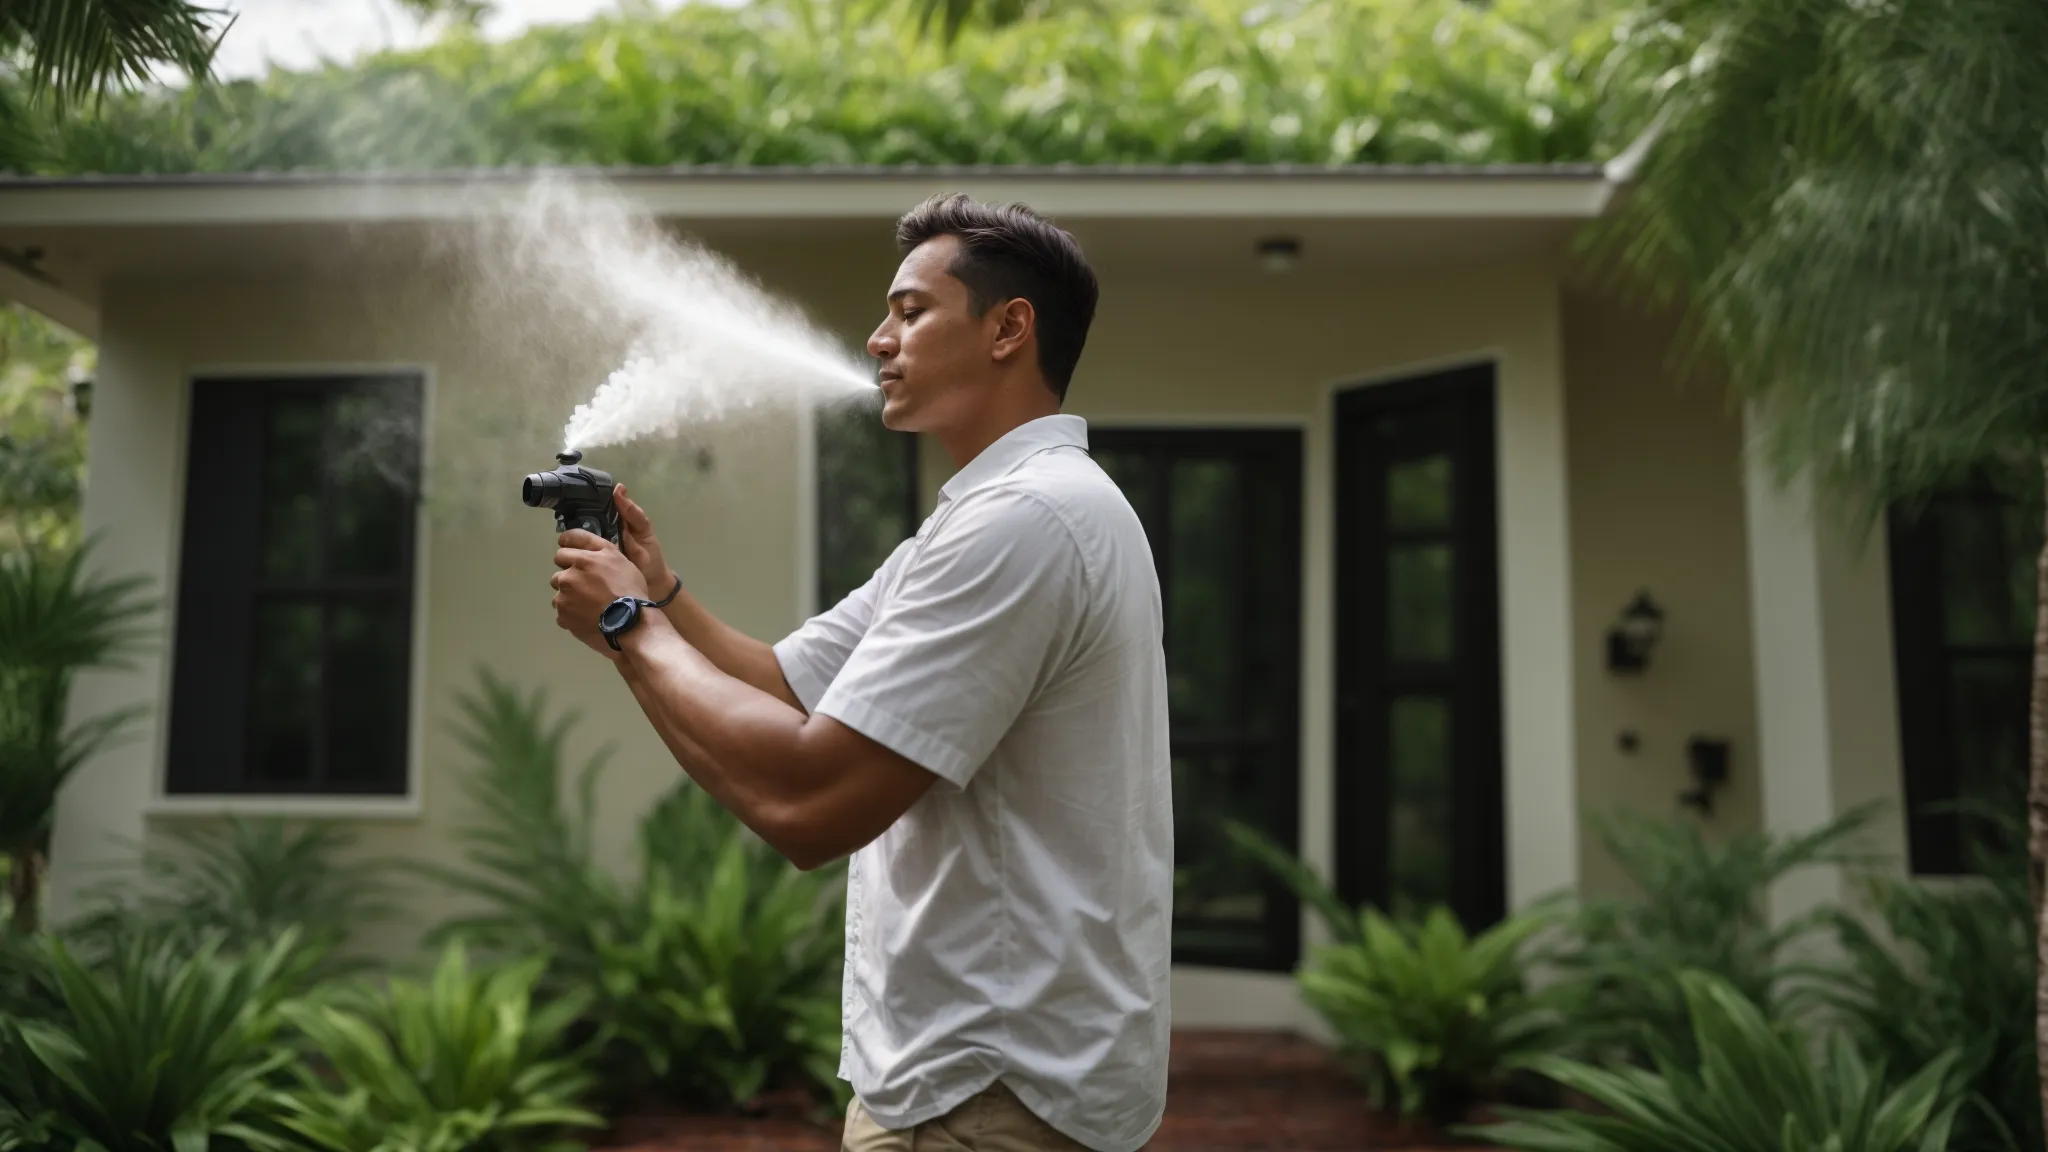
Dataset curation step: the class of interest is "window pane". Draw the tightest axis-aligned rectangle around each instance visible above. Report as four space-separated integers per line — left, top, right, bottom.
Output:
1388 454 1451 530
1939 501 2036 648
324 601 410 789
1167 459 1241 728
260 399 324 581
1170 752 1266 941
1389 695 1453 921
817 394 917 611
249 601 321 785
1388 543 1454 662
325 388 418 580
1946 655 2030 816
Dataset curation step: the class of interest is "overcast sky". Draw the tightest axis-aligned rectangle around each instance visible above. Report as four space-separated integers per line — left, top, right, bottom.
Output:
209 0 700 79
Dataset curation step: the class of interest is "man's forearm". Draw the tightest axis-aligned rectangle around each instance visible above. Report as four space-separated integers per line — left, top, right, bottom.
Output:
613 611 840 856
656 579 803 711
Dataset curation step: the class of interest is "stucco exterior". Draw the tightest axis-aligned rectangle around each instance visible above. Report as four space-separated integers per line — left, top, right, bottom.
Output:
18 172 1917 1034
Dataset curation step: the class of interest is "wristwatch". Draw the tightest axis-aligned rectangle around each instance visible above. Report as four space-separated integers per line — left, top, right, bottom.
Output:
598 573 683 652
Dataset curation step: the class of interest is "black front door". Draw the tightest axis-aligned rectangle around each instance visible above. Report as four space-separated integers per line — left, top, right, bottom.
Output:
1334 361 1506 929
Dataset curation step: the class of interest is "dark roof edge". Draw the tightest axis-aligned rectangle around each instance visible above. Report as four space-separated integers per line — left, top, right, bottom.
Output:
0 161 1610 190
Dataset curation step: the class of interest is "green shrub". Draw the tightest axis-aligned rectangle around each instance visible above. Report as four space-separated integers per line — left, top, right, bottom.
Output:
63 816 400 982
1471 970 1966 1152
0 929 311 1152
272 942 604 1152
0 538 157 934
1803 807 2039 1152
33 0 1639 175
1544 801 1886 1067
1226 820 1565 1124
424 669 846 1114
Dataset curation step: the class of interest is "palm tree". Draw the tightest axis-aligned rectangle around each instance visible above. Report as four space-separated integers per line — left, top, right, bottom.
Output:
0 540 156 933
3 0 233 112
1587 0 2048 1138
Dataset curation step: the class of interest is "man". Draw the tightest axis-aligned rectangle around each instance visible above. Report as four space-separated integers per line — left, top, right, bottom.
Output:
548 192 1173 1152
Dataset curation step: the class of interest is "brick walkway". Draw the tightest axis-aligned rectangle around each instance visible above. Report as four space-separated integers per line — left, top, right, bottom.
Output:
597 1031 1487 1151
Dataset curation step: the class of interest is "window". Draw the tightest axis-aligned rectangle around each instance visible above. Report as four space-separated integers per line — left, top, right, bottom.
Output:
1335 365 1504 931
1887 484 2038 875
164 374 423 797
1092 428 1304 972
815 392 921 611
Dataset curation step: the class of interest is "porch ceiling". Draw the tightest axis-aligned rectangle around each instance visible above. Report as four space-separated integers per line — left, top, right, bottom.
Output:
0 164 1617 337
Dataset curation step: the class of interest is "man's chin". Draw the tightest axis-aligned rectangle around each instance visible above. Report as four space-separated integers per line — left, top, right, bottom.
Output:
878 393 917 432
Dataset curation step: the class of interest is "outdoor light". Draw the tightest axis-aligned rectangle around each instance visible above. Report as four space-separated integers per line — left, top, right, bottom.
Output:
1679 735 1732 816
1605 589 1663 673
1255 236 1302 273
68 371 91 421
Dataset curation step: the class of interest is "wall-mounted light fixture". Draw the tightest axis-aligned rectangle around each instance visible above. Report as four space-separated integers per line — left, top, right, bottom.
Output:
1679 736 1731 816
1605 590 1664 673
1256 236 1302 274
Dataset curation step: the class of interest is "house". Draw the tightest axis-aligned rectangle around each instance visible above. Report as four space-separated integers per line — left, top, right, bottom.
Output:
1 164 2012 1035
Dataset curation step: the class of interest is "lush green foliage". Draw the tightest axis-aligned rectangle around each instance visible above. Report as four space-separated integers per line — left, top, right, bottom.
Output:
422 669 847 1114
273 943 604 1152
28 0 1642 175
1591 0 2048 528
0 930 312 1152
1801 809 2041 1152
0 537 158 933
1541 801 1885 1067
0 306 92 552
1228 819 1564 1123
1472 970 1966 1152
62 816 401 982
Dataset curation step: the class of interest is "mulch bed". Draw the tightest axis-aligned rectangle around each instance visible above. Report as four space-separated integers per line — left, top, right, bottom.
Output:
595 1030 1497 1151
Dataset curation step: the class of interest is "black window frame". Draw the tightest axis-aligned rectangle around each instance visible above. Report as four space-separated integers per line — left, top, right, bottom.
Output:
163 372 424 798
1333 362 1506 932
1090 425 1305 974
1887 483 2036 876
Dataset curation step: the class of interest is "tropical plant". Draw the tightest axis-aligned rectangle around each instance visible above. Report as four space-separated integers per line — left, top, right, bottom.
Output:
1470 970 1967 1152
0 537 158 933
32 0 1635 176
61 815 401 981
1581 0 2048 1127
1802 804 2040 1152
421 668 847 1113
272 941 605 1152
1226 820 1566 1124
1542 801 1886 1068
0 928 312 1152
0 305 94 552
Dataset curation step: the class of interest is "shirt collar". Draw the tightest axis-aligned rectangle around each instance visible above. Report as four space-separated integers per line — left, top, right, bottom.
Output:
937 414 1089 507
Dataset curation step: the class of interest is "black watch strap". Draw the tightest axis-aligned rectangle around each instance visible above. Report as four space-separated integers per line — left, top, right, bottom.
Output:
650 572 682 608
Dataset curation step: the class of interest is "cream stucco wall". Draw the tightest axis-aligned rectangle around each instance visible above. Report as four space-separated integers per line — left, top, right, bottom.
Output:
52 220 1581 1036
1560 290 1763 895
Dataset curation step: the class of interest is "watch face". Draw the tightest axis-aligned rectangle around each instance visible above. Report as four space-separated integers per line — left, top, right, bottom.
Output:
600 598 636 632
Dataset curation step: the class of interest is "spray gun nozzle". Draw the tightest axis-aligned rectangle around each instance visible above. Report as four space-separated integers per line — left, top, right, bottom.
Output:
557 449 583 467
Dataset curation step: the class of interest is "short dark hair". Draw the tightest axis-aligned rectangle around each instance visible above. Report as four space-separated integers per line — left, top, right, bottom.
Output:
895 193 1099 401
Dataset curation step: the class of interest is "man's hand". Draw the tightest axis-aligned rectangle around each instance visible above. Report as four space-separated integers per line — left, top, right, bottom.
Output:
552 530 653 657
613 482 676 598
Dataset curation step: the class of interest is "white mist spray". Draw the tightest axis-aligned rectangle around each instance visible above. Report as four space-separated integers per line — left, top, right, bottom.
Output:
474 176 877 456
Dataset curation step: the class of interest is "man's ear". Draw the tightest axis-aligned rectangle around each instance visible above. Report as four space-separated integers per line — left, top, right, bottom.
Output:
989 297 1034 363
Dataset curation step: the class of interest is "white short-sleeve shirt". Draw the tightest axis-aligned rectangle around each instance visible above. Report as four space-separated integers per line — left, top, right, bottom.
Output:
773 413 1173 1152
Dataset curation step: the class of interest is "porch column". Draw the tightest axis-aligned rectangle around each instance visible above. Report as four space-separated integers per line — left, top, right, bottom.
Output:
1740 406 1909 926
45 303 175 922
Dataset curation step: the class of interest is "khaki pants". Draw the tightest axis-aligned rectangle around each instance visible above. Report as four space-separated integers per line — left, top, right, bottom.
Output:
842 1082 1093 1152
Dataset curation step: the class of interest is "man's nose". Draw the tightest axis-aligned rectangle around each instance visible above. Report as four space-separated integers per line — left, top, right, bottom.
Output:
867 327 897 359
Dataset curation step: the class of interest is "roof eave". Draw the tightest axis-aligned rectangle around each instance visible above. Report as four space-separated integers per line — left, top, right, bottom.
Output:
0 165 1619 228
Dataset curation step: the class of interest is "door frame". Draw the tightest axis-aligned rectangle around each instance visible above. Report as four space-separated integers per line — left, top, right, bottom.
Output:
1332 359 1507 928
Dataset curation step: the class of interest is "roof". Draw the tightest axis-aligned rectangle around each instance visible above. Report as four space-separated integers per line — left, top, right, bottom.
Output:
0 162 1618 227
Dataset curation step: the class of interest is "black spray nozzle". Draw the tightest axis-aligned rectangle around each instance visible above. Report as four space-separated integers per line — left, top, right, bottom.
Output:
521 450 622 546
